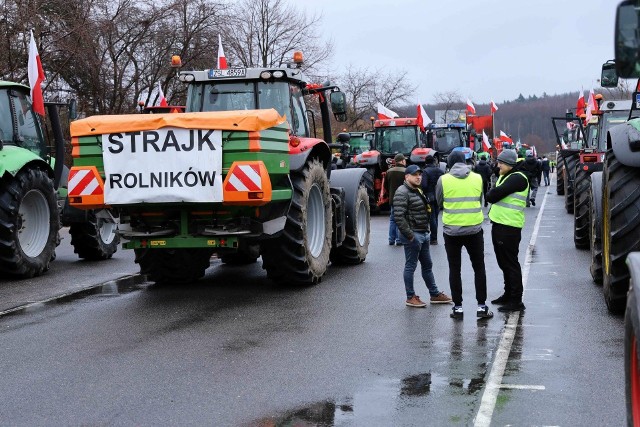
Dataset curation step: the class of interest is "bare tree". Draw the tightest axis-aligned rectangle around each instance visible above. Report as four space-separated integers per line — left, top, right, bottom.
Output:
223 0 332 73
432 90 462 123
338 66 416 129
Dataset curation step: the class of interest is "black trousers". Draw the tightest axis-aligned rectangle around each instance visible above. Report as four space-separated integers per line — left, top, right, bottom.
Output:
443 230 487 305
491 223 523 302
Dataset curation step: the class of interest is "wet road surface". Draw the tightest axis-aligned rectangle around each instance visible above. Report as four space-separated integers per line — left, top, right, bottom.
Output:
0 176 624 426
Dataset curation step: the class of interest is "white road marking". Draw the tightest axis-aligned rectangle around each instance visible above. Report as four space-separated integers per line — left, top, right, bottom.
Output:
500 384 546 390
474 184 549 427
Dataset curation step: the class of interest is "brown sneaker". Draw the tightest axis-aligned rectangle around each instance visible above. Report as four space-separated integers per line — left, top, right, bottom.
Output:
406 295 427 308
430 292 453 304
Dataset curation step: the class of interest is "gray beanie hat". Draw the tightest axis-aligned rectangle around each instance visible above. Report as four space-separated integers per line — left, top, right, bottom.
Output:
497 149 517 166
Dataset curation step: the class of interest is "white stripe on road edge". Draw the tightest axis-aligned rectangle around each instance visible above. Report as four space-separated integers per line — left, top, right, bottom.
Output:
500 384 546 390
474 186 549 426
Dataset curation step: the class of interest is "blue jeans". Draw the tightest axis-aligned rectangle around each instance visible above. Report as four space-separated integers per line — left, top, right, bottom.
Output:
389 206 400 244
400 230 440 298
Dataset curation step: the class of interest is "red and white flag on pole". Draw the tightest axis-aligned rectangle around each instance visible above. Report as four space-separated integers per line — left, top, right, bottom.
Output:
585 88 596 123
28 30 46 116
416 104 432 132
157 82 168 107
482 130 491 152
499 130 513 143
490 100 498 114
377 102 398 120
576 90 585 117
217 34 228 69
466 99 476 115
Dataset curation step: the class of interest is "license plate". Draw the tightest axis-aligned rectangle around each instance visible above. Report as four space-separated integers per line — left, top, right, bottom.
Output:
208 68 246 78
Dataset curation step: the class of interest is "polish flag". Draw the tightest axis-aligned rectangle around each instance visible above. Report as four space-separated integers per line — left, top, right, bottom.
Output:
576 90 585 117
482 130 491 152
585 89 596 123
416 104 432 132
28 30 46 116
157 82 168 107
499 130 513 143
490 100 498 114
377 102 398 120
217 34 228 69
466 99 476 115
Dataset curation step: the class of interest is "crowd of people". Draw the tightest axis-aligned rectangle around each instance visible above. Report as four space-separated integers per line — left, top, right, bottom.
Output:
388 149 549 319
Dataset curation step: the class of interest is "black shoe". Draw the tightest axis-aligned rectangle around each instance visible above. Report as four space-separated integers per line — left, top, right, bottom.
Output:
497 302 526 312
490 294 510 305
530 199 536 206
477 305 494 319
430 240 438 245
388 241 394 245
450 306 463 319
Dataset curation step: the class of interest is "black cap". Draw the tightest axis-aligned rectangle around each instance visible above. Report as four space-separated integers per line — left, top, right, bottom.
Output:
404 164 421 175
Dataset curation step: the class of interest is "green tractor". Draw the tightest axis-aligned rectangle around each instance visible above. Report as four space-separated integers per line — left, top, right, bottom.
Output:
67 54 371 285
0 82 118 279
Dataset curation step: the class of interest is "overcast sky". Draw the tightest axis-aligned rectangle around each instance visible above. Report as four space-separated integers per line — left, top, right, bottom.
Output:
305 0 616 105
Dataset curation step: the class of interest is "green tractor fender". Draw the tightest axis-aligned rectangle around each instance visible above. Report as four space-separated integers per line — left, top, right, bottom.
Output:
0 145 54 180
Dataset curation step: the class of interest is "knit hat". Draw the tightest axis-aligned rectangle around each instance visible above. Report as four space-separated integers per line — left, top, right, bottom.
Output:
497 149 517 166
404 164 421 175
394 153 406 163
447 151 466 169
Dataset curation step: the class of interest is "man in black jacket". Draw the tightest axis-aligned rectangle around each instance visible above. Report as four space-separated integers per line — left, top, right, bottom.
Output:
520 154 541 206
485 149 529 312
421 153 444 244
394 165 452 308
473 153 493 207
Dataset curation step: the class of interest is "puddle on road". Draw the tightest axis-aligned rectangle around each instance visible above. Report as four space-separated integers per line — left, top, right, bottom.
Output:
244 370 486 426
0 274 149 319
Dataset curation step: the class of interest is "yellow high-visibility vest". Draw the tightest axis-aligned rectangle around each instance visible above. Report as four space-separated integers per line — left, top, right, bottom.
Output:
488 171 529 228
441 172 484 226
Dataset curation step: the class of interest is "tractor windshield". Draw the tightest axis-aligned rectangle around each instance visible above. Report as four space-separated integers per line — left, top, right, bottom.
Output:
599 110 629 149
0 88 46 158
348 134 371 155
433 129 462 154
187 80 309 137
375 126 419 154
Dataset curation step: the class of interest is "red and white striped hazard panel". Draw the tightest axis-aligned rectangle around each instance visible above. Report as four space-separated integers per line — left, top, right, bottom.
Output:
68 169 103 196
224 164 262 192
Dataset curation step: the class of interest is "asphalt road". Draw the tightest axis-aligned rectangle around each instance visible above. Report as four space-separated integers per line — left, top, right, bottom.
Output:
0 175 625 426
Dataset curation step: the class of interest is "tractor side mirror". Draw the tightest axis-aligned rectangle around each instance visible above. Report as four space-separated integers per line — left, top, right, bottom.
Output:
68 98 78 120
615 0 640 78
330 91 347 122
601 60 619 87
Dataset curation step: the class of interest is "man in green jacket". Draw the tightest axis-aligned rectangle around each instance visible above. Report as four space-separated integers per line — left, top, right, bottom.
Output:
394 165 452 308
385 153 406 245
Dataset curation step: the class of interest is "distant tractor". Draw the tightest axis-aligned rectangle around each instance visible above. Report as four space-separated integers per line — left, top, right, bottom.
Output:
353 118 435 211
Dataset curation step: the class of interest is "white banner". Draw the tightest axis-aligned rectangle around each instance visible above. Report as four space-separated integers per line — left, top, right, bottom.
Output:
102 127 223 204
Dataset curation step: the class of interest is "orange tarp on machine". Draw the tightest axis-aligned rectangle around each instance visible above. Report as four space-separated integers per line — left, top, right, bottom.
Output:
70 109 286 137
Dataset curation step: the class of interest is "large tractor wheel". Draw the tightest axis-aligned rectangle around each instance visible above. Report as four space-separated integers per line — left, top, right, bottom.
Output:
330 184 370 265
69 211 119 260
602 149 640 314
556 156 565 195
261 158 332 285
0 168 59 278
563 153 579 214
589 172 603 284
134 248 213 284
573 164 591 250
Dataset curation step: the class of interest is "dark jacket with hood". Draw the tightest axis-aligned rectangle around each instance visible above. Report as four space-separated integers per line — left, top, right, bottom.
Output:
520 156 541 186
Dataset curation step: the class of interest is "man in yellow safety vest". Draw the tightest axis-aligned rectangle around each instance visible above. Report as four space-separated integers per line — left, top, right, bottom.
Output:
485 149 529 312
436 151 492 320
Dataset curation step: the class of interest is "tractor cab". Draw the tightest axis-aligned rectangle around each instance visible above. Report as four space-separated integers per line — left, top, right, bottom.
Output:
0 82 48 159
425 123 468 164
178 61 346 143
